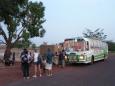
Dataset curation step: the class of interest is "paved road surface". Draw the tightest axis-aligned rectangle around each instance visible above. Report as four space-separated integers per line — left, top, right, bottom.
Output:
6 53 115 86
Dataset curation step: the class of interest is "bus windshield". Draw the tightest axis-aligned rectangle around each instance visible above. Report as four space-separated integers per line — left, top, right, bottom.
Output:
64 38 87 52
74 41 85 51
64 39 75 52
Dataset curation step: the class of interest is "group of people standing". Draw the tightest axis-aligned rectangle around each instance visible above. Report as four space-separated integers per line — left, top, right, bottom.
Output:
20 48 54 79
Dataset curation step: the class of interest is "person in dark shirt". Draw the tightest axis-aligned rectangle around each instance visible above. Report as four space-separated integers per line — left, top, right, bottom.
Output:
20 49 30 79
58 50 66 68
45 48 53 76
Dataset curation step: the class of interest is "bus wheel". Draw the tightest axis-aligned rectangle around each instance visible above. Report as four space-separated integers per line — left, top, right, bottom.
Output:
103 54 106 61
91 56 94 64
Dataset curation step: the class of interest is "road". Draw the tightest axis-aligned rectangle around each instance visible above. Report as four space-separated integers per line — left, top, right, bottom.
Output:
6 53 115 86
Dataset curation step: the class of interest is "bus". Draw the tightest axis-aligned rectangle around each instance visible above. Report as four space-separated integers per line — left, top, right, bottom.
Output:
64 37 108 64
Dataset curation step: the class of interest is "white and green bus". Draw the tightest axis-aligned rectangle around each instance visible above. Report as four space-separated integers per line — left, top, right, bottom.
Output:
64 37 108 64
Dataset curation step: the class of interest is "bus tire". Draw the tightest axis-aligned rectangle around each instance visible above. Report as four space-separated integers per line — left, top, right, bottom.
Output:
103 54 106 61
91 56 94 64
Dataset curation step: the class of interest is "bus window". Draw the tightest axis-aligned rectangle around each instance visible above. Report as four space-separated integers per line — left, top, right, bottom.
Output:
74 41 85 51
86 41 89 50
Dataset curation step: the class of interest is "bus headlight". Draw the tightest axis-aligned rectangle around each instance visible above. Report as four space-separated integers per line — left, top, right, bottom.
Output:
64 56 68 60
79 55 86 60
79 56 84 60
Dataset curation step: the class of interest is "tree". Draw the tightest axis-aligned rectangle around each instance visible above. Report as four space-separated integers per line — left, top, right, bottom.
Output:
31 43 37 49
14 39 32 48
0 0 46 65
83 28 107 40
106 40 115 51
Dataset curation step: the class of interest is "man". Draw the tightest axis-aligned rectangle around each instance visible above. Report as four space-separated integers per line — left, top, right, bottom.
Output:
58 50 66 68
20 49 30 79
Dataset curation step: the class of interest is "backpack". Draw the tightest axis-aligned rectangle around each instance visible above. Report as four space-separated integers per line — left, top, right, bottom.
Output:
21 54 28 63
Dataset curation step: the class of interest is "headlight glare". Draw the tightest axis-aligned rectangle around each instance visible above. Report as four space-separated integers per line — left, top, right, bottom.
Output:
79 56 84 60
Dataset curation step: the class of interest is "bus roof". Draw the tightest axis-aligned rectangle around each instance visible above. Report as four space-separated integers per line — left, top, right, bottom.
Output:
64 37 104 42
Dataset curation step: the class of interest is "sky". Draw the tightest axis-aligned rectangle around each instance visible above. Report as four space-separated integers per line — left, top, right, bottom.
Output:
30 0 115 45
1 0 115 46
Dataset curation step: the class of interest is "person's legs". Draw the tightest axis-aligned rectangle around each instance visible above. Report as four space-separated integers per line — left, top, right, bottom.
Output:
42 60 46 73
44 66 48 76
26 63 30 78
62 60 65 68
23 63 30 79
21 63 26 78
47 64 52 76
50 64 52 76
42 64 46 74
45 63 50 76
46 69 49 76
46 69 50 76
12 60 14 66
49 69 52 76
58 60 61 67
33 63 37 77
38 64 42 77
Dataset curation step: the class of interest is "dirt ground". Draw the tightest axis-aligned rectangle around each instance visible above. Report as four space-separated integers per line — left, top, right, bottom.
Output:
0 62 22 86
0 62 62 86
0 53 114 86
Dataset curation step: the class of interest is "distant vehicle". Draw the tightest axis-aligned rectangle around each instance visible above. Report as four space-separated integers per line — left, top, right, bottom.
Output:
64 37 108 64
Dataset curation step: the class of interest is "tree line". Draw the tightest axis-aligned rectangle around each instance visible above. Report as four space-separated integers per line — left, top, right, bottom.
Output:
83 28 115 52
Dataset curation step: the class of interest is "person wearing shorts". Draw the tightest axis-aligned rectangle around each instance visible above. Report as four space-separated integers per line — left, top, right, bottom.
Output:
33 49 42 78
45 48 53 76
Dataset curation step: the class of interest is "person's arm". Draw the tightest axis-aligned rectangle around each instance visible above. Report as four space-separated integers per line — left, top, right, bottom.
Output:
20 52 23 63
32 53 34 61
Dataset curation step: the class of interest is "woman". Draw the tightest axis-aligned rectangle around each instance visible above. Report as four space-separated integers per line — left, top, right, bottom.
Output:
33 49 42 77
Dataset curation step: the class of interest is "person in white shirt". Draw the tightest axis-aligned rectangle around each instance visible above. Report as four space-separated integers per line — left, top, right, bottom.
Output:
33 49 42 77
